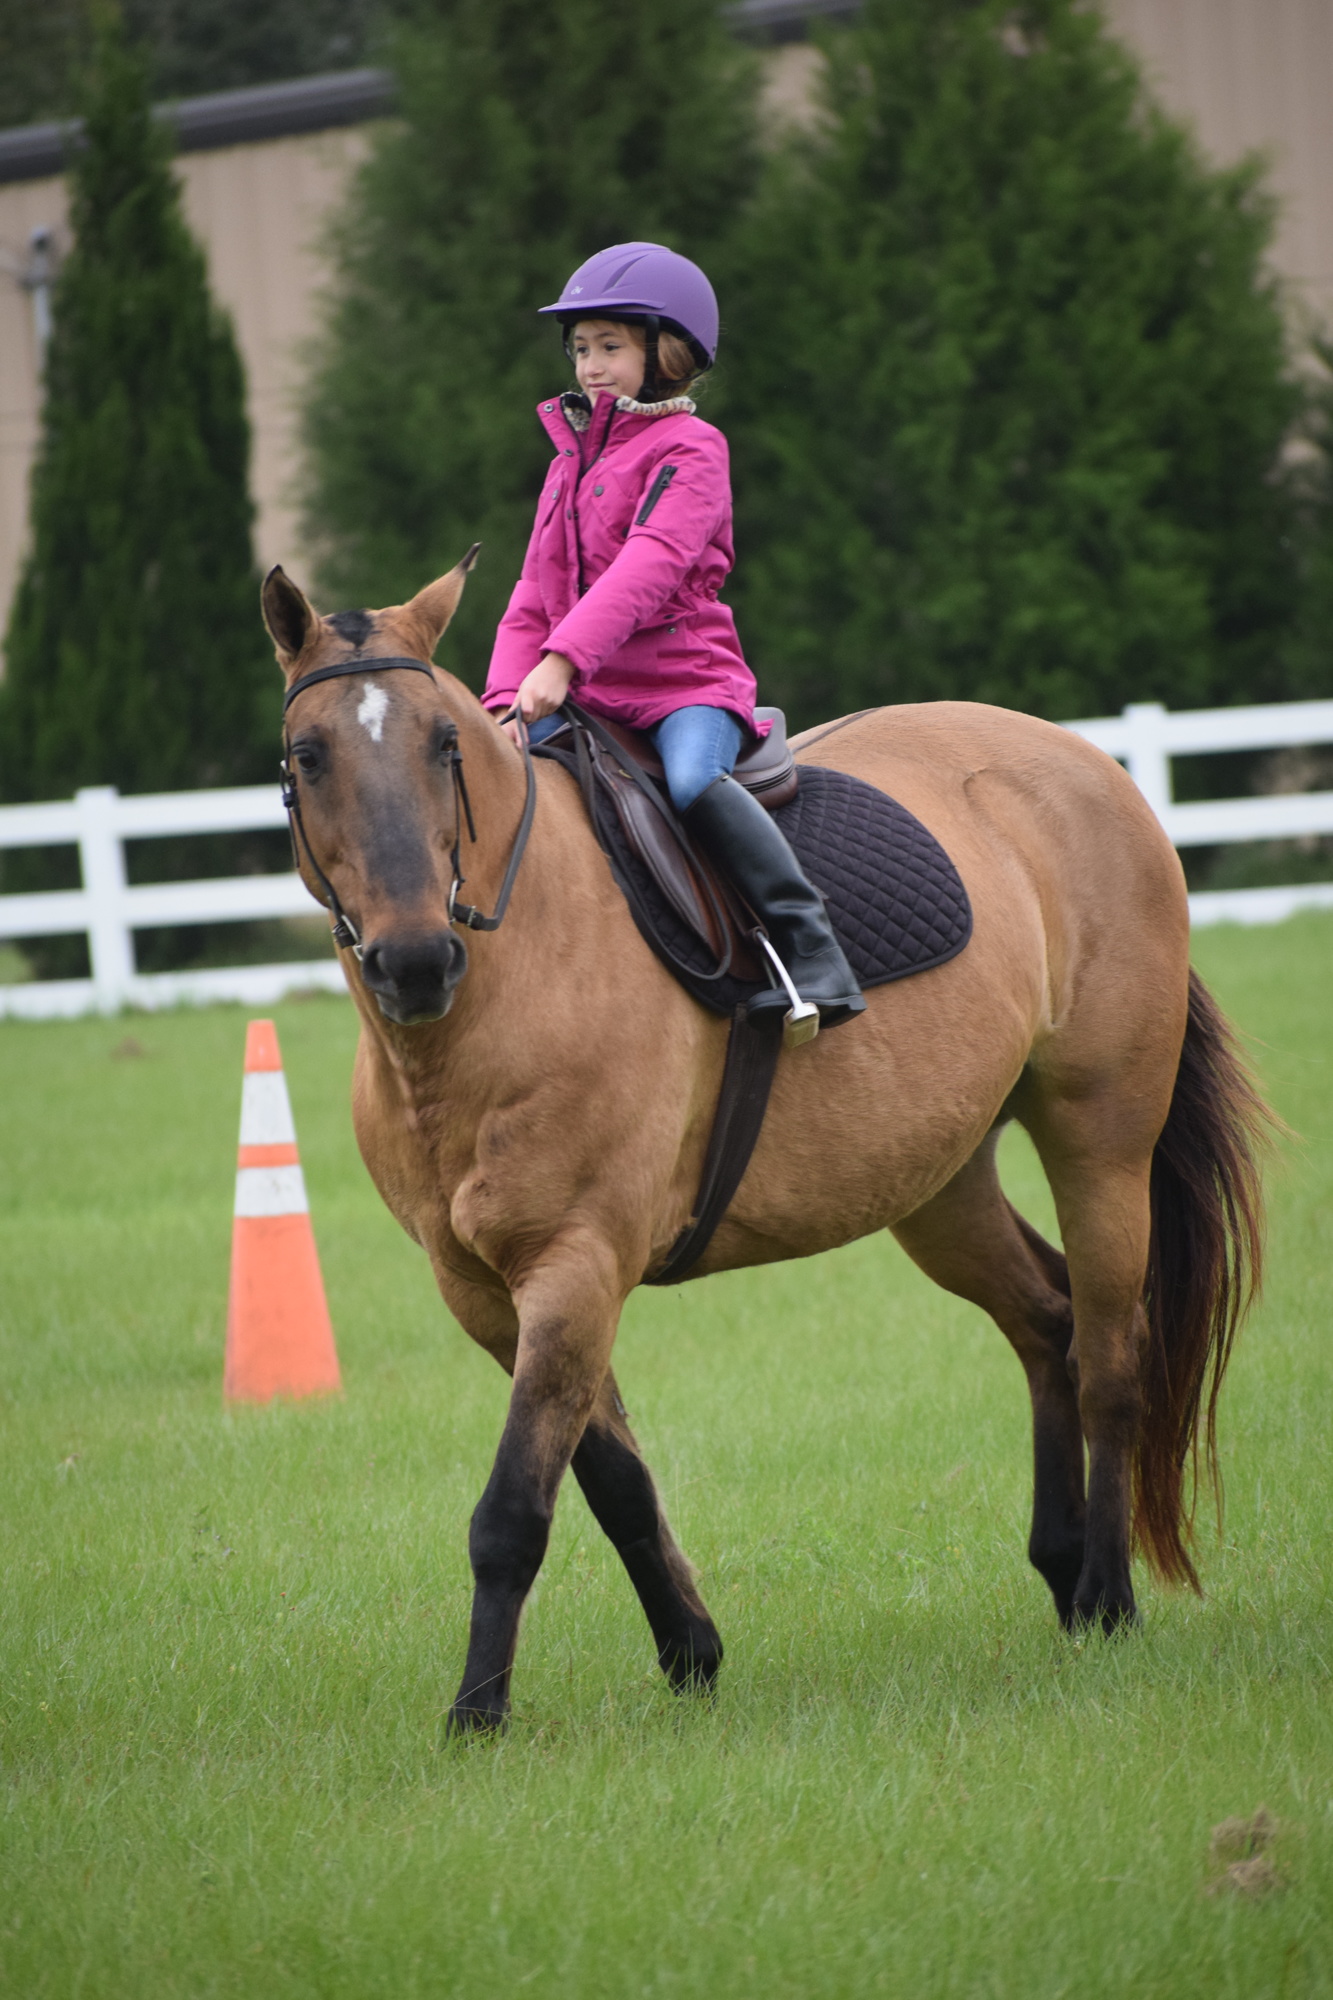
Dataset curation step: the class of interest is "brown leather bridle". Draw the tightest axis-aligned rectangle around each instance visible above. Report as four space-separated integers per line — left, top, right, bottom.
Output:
280 656 536 957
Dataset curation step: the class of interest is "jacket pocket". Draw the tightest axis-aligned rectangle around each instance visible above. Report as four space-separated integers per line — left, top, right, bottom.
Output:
635 464 678 527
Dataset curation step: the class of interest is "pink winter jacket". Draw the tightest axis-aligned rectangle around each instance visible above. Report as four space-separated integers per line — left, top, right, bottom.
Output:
484 392 767 737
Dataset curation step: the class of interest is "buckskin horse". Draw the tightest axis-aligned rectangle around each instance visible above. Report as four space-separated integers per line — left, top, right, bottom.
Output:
261 551 1268 1734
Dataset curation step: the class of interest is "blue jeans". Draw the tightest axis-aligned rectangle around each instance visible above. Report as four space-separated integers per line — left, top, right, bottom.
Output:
651 706 744 812
528 704 743 812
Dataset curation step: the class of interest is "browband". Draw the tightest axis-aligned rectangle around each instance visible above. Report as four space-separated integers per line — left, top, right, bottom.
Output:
283 655 439 713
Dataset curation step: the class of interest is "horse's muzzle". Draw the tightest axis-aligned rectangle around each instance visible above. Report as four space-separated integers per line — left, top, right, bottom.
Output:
358 928 468 1025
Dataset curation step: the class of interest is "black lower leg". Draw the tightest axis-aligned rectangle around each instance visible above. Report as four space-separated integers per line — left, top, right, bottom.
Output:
1028 1387 1087 1628
1073 1445 1140 1635
1023 1306 1087 1626
449 1464 552 1733
572 1419 723 1691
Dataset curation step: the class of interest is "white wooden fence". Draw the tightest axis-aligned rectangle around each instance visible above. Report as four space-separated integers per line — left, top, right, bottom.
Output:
1064 698 1333 929
0 695 1330 1019
0 783 345 1020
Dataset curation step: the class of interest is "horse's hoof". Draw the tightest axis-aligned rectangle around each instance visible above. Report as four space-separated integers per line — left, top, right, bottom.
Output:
659 1634 723 1695
444 1700 508 1739
1070 1593 1140 1638
1032 1548 1084 1629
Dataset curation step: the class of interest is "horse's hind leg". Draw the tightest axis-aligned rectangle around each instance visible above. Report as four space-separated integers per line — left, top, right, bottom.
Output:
1022 1090 1157 1633
890 1132 1087 1624
572 1371 723 1692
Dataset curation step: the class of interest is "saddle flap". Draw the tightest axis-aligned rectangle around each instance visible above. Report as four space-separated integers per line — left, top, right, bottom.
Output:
593 760 729 955
541 705 764 985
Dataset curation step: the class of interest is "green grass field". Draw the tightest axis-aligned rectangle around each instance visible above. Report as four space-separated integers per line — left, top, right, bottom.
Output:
2 917 1331 1997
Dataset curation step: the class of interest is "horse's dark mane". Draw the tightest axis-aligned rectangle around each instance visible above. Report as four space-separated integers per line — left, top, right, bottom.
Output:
327 608 375 647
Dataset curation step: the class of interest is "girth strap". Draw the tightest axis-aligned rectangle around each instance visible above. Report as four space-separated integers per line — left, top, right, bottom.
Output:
646 1005 784 1286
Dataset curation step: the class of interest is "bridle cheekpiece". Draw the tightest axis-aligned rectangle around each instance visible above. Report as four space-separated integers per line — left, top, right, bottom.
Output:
280 654 535 959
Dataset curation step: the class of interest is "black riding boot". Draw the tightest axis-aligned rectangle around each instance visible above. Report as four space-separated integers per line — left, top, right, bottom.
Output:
684 775 865 1029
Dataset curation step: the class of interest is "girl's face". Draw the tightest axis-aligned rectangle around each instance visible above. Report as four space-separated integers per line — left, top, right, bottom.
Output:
570 319 645 404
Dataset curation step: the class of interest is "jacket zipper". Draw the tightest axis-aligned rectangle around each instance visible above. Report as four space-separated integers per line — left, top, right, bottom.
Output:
635 464 678 527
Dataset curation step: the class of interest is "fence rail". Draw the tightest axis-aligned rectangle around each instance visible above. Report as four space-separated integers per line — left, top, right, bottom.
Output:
0 784 345 1019
1 695 1331 1019
1063 698 1333 930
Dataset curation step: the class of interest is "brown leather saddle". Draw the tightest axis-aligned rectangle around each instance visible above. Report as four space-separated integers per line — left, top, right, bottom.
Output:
536 702 797 986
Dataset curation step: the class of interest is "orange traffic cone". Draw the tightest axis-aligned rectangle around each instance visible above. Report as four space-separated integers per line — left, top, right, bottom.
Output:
223 1019 342 1403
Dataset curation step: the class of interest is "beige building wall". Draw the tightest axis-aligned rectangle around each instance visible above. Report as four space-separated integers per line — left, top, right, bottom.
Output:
0 123 370 635
1105 0 1333 330
2 8 1333 648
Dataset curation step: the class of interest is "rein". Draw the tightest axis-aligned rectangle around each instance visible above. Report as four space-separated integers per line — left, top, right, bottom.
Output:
280 654 536 955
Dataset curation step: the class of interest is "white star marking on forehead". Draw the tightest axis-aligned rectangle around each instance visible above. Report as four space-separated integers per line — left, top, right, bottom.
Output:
356 682 389 743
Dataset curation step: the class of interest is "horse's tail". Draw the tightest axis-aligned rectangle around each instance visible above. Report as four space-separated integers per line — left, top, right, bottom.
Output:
1134 967 1274 1587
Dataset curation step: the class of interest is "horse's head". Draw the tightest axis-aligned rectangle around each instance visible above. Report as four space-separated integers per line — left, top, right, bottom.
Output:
262 550 493 1027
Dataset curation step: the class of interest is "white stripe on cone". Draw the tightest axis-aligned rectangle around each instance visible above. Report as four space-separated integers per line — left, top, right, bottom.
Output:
234 1163 310 1218
239 1069 298 1147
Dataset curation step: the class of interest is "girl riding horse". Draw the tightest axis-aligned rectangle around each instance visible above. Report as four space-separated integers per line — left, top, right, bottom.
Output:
483 241 864 1030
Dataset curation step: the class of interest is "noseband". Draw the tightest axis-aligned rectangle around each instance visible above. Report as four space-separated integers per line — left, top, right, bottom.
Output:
280 655 536 957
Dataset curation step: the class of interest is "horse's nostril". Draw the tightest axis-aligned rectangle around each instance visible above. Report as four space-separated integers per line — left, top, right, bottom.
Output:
358 929 466 1023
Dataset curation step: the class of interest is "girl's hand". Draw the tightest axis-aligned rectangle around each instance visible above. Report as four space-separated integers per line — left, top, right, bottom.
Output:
516 653 574 723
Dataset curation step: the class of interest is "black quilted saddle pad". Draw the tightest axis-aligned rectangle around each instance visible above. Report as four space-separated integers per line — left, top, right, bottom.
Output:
578 759 973 1017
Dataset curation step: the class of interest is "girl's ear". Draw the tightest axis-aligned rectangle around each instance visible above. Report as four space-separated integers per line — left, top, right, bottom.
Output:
398 545 482 658
262 566 319 667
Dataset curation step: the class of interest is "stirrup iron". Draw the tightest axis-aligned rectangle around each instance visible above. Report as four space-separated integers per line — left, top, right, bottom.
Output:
755 933 820 1050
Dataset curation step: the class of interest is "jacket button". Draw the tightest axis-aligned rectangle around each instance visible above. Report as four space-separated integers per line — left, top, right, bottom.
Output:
544 403 553 412
668 626 676 634
594 484 604 496
564 448 573 455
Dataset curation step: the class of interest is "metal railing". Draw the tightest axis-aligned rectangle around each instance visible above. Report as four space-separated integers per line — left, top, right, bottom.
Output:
0 694 1331 1018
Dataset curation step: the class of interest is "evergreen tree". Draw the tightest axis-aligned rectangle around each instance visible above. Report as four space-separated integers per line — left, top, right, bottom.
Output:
0 0 86 128
0 0 393 127
299 0 759 689
0 7 273 801
1285 342 1333 701
719 0 1306 726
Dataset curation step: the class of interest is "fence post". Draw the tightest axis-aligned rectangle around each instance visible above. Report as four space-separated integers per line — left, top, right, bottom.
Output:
1121 702 1172 823
75 786 134 1011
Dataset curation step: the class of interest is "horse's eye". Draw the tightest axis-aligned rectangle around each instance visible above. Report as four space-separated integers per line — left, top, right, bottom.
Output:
294 744 323 778
434 727 459 765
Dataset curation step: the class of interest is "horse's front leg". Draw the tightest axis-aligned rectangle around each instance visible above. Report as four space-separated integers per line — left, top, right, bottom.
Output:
448 1240 622 1734
572 1370 723 1692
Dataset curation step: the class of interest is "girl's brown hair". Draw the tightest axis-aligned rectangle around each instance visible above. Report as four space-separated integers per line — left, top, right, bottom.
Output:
655 328 699 393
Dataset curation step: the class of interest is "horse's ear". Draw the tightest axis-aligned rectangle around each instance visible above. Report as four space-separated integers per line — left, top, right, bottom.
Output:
398 545 482 658
261 566 319 668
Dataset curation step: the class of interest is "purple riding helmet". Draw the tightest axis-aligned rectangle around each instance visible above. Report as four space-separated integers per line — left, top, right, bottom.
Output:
539 242 719 400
